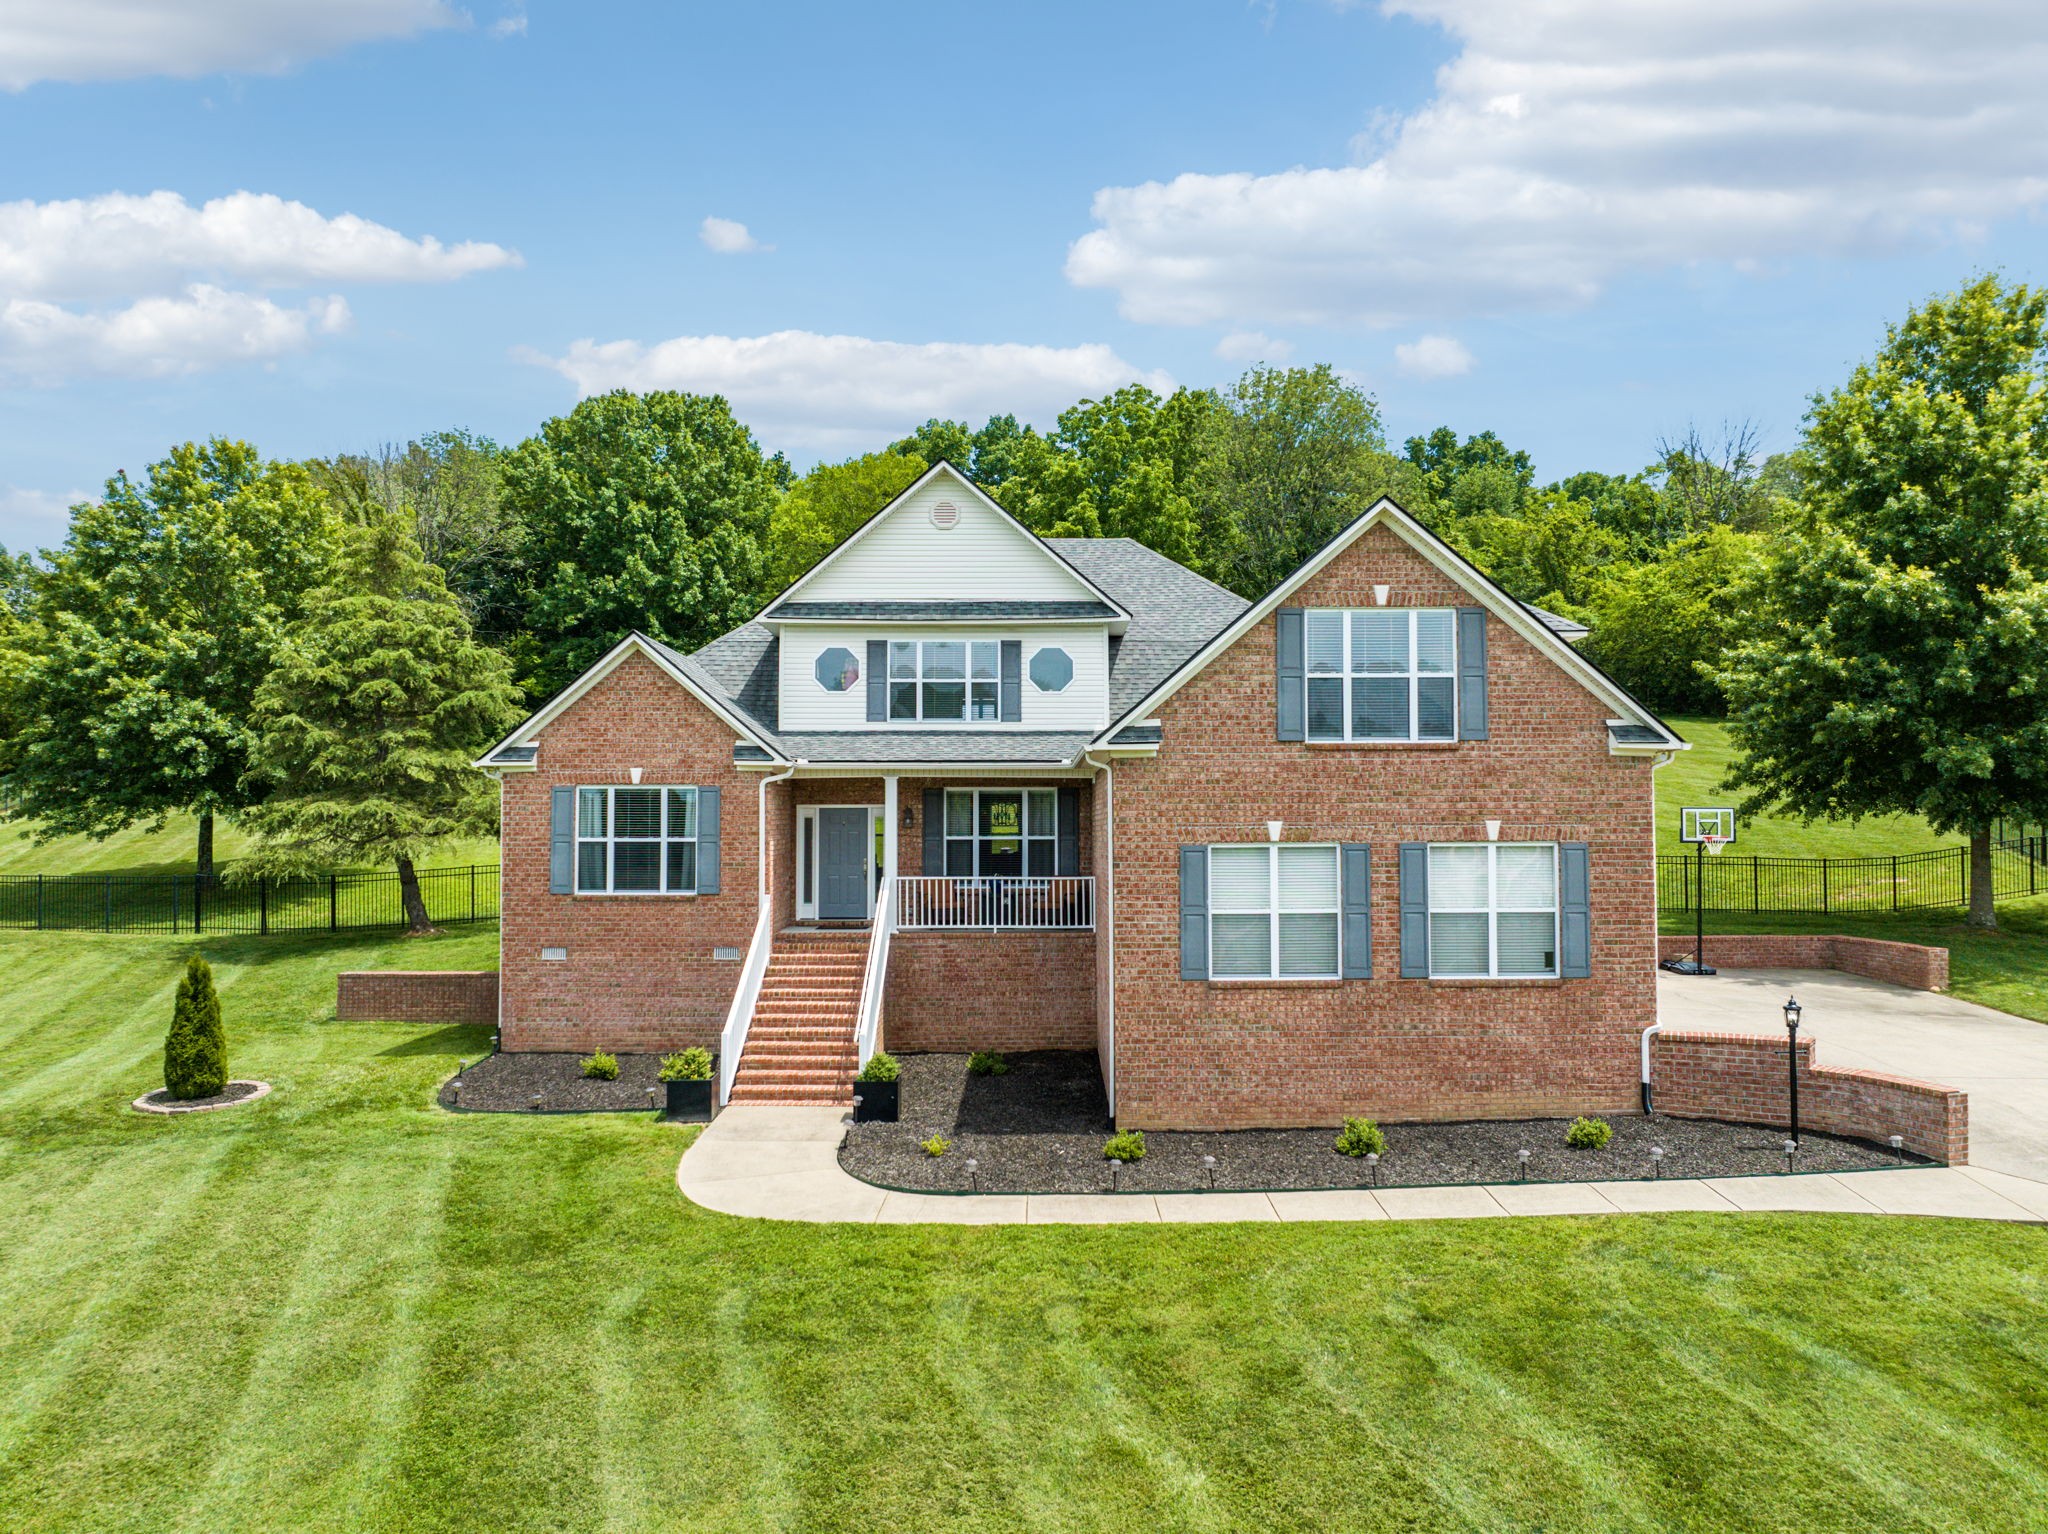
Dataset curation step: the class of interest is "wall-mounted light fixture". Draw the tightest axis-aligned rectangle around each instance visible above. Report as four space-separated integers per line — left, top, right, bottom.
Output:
902 806 914 828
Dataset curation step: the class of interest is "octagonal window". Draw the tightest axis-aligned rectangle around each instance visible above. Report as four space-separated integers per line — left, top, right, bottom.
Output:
1029 646 1074 693
814 646 860 692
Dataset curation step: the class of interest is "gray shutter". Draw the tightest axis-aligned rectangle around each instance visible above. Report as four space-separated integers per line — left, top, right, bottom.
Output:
1275 607 1305 741
1341 844 1372 979
1000 640 1022 722
550 785 574 894
1398 841 1429 978
1457 607 1488 740
922 788 943 875
866 640 887 722
695 786 721 894
1559 841 1591 978
1179 845 1208 980
1057 785 1080 876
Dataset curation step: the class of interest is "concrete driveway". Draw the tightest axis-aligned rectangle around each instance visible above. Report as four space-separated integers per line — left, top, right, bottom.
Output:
1657 968 2048 1182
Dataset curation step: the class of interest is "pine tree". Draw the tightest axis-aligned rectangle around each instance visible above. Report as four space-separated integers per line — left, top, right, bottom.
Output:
240 511 523 934
164 954 226 1100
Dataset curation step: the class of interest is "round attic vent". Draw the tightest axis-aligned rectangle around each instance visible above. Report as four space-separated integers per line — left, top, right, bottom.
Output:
929 500 960 529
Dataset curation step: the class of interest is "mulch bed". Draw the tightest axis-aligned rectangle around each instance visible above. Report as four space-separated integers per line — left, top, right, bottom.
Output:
438 1051 666 1113
133 1081 270 1115
838 1050 1928 1194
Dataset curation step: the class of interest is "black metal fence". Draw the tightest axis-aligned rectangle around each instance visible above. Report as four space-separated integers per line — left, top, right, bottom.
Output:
1658 845 2044 915
0 864 500 936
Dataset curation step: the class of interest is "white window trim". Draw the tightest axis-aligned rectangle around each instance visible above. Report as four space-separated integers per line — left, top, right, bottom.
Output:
1207 842 1342 982
812 645 861 694
1305 607 1457 743
574 785 698 896
1427 842 1559 979
1028 645 1074 693
888 639 1002 724
943 788 1058 879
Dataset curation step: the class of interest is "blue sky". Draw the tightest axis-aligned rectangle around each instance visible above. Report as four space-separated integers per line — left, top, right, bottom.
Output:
3 0 2045 549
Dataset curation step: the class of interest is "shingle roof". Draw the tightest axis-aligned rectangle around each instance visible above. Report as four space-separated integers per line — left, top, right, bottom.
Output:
1526 604 1590 641
666 536 1248 764
763 599 1118 621
485 744 537 765
1042 539 1248 719
1607 722 1674 748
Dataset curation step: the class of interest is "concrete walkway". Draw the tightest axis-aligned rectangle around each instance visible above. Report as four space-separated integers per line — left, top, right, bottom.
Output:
1655 966 2048 1182
679 1105 2048 1225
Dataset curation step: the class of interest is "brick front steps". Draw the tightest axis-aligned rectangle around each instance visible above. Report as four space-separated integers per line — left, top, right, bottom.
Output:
726 929 869 1106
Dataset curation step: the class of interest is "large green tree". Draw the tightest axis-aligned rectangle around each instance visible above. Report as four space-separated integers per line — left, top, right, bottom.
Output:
0 441 343 876
1718 276 2048 927
1582 526 1763 715
503 391 779 698
239 512 522 934
764 449 928 592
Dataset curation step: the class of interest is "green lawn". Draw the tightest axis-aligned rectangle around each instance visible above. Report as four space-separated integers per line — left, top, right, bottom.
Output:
1656 716 1963 859
1 931 2045 1530
0 810 497 876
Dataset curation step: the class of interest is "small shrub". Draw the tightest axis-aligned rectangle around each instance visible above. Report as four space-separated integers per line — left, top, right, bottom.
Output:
921 1133 951 1158
1565 1116 1613 1150
967 1050 1009 1076
659 1047 712 1082
856 1051 900 1083
1334 1116 1388 1158
1103 1129 1147 1163
164 953 227 1100
581 1051 620 1081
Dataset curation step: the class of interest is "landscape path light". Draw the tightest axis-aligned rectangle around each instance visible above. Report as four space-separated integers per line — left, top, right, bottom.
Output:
1649 1145 1664 1180
1889 1134 1905 1163
966 1157 979 1193
1782 995 1803 1146
1782 1138 1798 1174
1365 1150 1379 1188
1517 1148 1531 1182
1201 1154 1217 1191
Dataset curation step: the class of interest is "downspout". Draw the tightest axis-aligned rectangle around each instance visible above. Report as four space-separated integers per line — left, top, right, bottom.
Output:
1642 748 1677 1112
1082 752 1115 1118
758 760 800 911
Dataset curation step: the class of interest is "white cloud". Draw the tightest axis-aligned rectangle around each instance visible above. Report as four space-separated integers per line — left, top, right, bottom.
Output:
521 329 1175 454
0 285 350 384
0 0 464 91
1394 333 1474 378
699 217 771 255
488 14 527 39
1215 330 1292 361
0 191 520 303
0 482 86 541
0 190 514 383
1067 1 2048 326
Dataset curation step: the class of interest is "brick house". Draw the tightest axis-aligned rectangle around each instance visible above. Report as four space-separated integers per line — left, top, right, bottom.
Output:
478 462 1688 1127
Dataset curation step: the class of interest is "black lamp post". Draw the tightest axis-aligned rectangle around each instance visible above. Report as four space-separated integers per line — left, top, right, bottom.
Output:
1783 995 1803 1146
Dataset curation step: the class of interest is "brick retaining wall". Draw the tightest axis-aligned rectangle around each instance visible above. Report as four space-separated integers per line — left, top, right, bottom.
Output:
884 930 1097 1052
1658 934 1947 991
337 970 499 1025
1651 1028 1967 1164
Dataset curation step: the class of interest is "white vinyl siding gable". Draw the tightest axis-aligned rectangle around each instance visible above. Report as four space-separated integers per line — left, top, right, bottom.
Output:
778 624 1110 731
795 482 1103 603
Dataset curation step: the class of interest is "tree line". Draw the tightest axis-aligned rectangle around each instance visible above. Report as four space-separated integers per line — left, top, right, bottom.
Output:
2 277 2045 928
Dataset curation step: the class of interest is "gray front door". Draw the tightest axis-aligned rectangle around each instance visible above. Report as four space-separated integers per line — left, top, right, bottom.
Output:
817 808 870 920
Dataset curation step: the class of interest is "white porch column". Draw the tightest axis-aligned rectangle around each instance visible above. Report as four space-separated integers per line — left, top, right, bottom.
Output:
881 774 899 921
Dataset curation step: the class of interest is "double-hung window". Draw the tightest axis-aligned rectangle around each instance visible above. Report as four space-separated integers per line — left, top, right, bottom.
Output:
576 786 698 893
943 788 1058 877
889 640 1000 722
1305 608 1456 742
1208 844 1341 979
1427 843 1557 977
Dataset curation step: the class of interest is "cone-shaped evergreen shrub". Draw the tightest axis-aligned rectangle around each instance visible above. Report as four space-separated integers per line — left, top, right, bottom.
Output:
164 954 227 1099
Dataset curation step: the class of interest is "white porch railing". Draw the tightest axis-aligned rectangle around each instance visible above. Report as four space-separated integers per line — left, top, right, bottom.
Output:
853 875 895 1070
896 876 1095 930
717 907 774 1106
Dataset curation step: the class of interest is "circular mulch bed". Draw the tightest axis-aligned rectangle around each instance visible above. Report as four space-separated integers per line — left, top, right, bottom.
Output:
133 1081 272 1115
838 1051 1927 1195
438 1051 668 1113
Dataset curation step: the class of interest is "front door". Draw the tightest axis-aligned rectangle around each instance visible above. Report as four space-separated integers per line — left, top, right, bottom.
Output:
817 808 870 920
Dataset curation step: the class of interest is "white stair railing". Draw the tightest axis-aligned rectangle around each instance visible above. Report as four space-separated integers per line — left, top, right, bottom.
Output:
717 907 773 1106
853 875 895 1070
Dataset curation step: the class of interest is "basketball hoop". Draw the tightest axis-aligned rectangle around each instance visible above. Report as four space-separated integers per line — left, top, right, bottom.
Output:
1701 834 1730 857
1663 806 1738 978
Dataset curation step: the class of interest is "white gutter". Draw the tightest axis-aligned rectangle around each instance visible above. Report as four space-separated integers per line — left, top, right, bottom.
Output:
1083 751 1116 1119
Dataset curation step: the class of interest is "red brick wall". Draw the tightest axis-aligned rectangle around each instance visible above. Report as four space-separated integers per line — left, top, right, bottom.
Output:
1652 1029 1967 1164
1656 934 1948 991
1093 764 1117 1106
500 650 763 1053
337 970 498 1024
1109 523 1660 1130
884 930 1097 1051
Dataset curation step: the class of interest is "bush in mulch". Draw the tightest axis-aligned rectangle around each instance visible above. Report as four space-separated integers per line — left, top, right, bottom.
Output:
164 954 227 1101
440 1051 666 1113
837 1050 1930 1195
